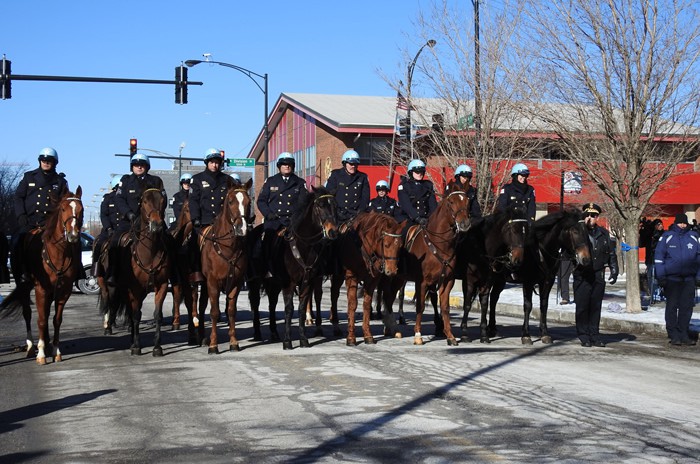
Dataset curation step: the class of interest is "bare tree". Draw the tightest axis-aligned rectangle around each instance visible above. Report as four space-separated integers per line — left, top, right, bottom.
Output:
0 160 29 235
520 0 700 312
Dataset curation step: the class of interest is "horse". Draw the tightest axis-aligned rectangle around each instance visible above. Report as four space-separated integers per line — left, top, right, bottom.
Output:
327 211 404 345
101 187 171 356
0 187 84 364
248 186 338 350
199 180 253 353
386 181 471 346
458 205 530 343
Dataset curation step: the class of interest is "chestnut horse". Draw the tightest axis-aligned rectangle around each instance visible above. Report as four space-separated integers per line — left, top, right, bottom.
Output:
387 181 471 346
0 187 84 364
199 180 252 353
102 188 171 356
327 211 404 345
248 187 338 350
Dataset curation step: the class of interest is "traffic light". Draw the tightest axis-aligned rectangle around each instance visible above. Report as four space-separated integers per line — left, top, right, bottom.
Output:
398 117 410 138
175 65 188 104
431 113 444 134
129 138 138 156
1 56 10 100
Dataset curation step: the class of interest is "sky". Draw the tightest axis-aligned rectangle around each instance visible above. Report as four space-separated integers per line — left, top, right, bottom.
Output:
1 0 434 218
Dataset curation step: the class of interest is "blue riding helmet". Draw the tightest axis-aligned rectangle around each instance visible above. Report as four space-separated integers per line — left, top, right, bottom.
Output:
110 175 121 190
230 172 241 182
130 153 150 167
38 147 59 165
179 173 193 183
376 180 390 191
341 149 360 165
454 164 473 178
510 163 529 176
276 152 295 168
204 148 223 163
407 159 426 174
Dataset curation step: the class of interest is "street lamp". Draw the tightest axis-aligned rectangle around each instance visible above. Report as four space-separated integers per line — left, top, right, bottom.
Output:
185 58 269 179
405 39 436 158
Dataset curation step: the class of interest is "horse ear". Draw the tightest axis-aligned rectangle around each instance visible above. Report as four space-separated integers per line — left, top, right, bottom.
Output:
244 178 253 190
75 185 82 198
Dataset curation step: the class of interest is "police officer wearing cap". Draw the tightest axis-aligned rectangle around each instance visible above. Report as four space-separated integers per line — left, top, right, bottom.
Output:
106 153 167 285
325 150 369 223
573 203 618 347
12 147 69 282
257 152 308 233
497 163 536 222
453 164 482 219
92 175 123 278
171 173 192 227
654 213 700 346
395 159 437 226
187 148 237 283
367 180 397 216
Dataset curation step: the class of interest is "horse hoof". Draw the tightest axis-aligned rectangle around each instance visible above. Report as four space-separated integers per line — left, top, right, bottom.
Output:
271 332 281 343
480 337 491 344
253 332 262 342
461 335 472 343
229 344 240 352
26 347 37 358
36 356 47 365
104 327 113 336
394 332 403 339
364 336 376 345
521 337 533 345
54 354 63 362
208 346 219 355
413 336 424 345
130 348 142 356
282 341 293 350
172 323 180 331
346 338 357 346
187 337 198 346
541 335 553 344
446 338 459 346
300 339 311 348
153 347 164 357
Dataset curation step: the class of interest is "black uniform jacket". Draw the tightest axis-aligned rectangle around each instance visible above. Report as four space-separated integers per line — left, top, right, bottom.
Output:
497 181 536 222
115 173 167 223
325 168 370 222
395 176 437 223
14 167 68 227
367 195 397 216
256 173 308 231
574 225 618 280
100 190 122 231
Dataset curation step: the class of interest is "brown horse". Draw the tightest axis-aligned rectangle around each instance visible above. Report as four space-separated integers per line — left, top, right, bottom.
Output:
328 211 404 345
0 187 84 364
199 180 252 353
102 188 171 356
387 181 471 346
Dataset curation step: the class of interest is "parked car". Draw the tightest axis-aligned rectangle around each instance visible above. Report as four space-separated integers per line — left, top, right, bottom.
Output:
77 232 100 295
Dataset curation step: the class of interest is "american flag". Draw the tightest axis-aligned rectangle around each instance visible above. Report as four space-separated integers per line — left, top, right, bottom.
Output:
396 91 411 110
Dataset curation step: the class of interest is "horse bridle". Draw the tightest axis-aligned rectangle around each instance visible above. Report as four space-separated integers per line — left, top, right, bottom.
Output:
489 217 528 271
363 229 402 277
131 188 167 276
42 196 83 277
292 194 338 242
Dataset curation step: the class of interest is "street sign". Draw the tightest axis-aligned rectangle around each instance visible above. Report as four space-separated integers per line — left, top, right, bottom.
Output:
227 158 255 167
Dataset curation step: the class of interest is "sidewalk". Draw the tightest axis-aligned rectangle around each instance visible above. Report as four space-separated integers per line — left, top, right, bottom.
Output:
404 274 700 338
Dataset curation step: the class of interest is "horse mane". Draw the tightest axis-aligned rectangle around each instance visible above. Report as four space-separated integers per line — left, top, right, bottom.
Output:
288 186 332 233
533 208 582 243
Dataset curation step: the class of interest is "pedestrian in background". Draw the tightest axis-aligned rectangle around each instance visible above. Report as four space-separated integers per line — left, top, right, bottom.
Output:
654 213 700 346
573 203 618 347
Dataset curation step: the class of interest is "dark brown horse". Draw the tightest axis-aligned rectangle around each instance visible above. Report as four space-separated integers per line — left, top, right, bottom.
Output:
327 211 404 345
387 181 471 346
102 188 171 356
248 187 339 350
0 187 84 364
199 180 252 353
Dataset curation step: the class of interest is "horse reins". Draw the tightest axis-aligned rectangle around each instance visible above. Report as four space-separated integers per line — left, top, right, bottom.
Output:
42 196 83 281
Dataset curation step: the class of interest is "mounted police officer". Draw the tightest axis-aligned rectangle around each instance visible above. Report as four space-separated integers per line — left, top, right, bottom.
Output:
106 153 167 285
395 159 437 227
324 149 369 224
497 163 536 222
573 203 618 347
255 152 308 274
453 164 482 219
654 213 700 346
12 147 69 283
367 180 397 216
188 148 237 283
170 172 192 231
92 175 123 279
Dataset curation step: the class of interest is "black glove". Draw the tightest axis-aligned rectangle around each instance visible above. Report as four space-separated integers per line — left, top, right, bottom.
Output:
17 215 28 227
608 274 618 285
417 217 428 226
127 212 136 222
192 219 201 228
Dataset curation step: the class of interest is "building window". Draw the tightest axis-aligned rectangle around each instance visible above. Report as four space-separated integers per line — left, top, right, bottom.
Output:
353 136 393 165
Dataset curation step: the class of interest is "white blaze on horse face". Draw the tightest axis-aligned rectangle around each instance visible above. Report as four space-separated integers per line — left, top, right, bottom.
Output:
235 191 247 234
69 200 78 231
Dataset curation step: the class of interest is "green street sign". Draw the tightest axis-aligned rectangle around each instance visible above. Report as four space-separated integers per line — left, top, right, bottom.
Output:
227 158 255 167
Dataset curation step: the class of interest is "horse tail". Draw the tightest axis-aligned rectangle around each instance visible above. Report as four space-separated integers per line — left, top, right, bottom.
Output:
0 280 33 319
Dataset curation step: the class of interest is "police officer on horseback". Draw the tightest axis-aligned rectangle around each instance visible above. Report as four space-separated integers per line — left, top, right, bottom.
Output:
497 163 536 222
453 164 482 219
325 149 369 224
188 148 237 283
106 153 167 285
170 172 192 230
396 159 437 226
367 180 397 216
92 175 123 279
12 147 69 283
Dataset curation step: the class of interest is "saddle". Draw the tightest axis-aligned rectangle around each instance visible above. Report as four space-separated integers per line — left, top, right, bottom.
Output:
197 225 213 249
405 225 422 251
117 232 133 248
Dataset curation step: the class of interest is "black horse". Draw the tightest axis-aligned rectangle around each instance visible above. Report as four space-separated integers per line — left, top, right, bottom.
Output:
247 187 339 349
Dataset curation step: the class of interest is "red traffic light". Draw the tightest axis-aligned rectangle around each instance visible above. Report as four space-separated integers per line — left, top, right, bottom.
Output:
129 138 137 156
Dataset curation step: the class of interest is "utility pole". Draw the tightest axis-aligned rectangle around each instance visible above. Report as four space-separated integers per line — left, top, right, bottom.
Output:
473 0 482 153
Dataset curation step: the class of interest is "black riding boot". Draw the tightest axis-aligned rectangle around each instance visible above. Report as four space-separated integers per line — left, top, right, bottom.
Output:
106 247 120 286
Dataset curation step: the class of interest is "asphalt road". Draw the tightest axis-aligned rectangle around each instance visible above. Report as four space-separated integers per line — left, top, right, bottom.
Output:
0 285 698 463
